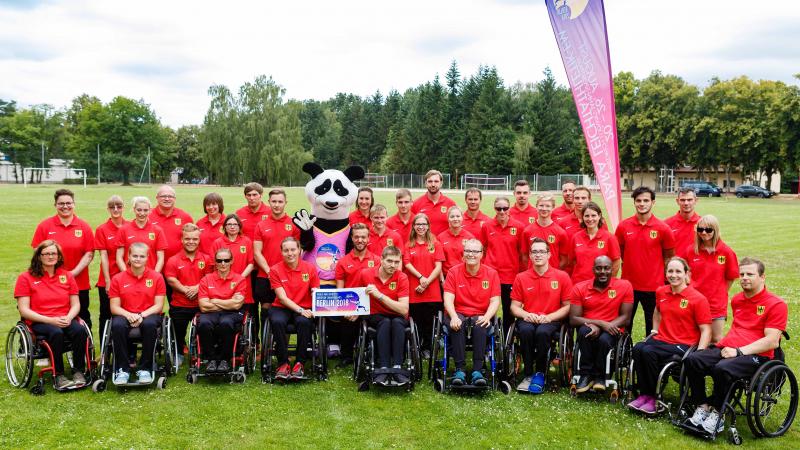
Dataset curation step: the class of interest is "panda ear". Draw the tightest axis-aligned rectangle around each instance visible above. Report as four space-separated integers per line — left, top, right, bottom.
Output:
303 162 324 178
343 166 365 182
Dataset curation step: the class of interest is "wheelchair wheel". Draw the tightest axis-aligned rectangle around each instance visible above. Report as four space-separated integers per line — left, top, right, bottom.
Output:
748 363 798 438
560 326 574 388
353 321 367 382
260 318 274 383
243 316 257 375
503 322 518 384
428 312 442 380
162 317 179 376
409 319 422 382
96 319 114 383
615 334 633 398
5 323 34 388
316 318 328 381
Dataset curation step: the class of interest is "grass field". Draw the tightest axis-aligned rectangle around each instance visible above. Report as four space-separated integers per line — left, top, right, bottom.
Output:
0 184 798 449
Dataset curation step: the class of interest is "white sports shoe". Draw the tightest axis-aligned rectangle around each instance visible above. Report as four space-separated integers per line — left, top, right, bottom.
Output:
136 370 153 384
687 406 709 427
702 410 724 434
113 369 130 385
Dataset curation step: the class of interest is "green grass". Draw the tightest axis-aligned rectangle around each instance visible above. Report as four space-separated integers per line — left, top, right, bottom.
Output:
0 184 798 449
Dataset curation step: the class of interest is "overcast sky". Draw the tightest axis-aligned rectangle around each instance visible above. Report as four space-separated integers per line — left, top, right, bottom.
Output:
2 0 798 128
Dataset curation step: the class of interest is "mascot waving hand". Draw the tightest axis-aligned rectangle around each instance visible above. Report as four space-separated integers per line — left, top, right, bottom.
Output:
293 162 365 287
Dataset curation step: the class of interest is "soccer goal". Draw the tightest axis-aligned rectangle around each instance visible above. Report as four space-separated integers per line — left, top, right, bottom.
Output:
359 173 387 188
23 167 87 187
461 173 509 191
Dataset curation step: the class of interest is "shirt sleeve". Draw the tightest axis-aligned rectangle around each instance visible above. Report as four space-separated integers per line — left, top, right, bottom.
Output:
559 273 573 303
724 247 739 281
334 257 346 281
396 273 410 298
510 275 523 302
108 274 121 298
661 222 676 250
31 221 46 247
765 300 789 331
443 268 457 294
233 276 248 297
608 234 621 260
94 225 106 251
13 273 31 298
434 242 445 261
155 227 169 251
310 269 321 290
115 226 127 248
268 267 283 291
197 276 210 300
614 222 625 248
621 282 634 304
490 270 501 297
570 285 583 307
694 295 712 325
154 274 167 296
81 222 95 253
163 256 177 278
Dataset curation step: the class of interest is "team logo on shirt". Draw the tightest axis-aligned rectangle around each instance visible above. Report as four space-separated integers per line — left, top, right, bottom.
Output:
367 260 375 268
389 282 397 290
302 273 310 282
58 275 67 284
551 281 559 289
608 289 617 299
240 246 246 254
386 239 394 247
429 247 435 254
548 235 556 244
717 255 726 264
649 230 658 239
462 239 469 246
74 229 82 237
597 240 605 249
262 215 268 221
146 279 153 287
174 218 182 226
440 206 447 214
285 224 292 231
757 305 765 315
510 227 517 235
231 281 237 289
482 280 489 289
529 217 535 224
148 232 156 240
680 299 689 309
198 261 206 269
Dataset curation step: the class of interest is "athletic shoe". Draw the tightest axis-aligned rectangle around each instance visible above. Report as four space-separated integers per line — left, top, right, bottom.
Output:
471 371 487 387
592 378 606 391
327 344 341 358
529 372 545 394
702 410 724 434
136 370 152 384
639 396 657 414
575 376 592 393
686 406 709 427
206 360 218 373
290 362 305 380
516 376 532 392
275 363 291 380
451 370 467 386
72 371 86 386
55 374 74 389
374 373 390 386
394 372 410 386
113 369 130 385
36 358 49 367
217 360 231 373
421 350 431 360
628 395 649 411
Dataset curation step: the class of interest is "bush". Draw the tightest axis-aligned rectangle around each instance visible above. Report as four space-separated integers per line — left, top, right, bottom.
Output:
63 177 97 185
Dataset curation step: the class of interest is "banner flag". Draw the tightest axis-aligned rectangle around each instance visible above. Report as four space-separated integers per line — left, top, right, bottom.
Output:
546 0 622 228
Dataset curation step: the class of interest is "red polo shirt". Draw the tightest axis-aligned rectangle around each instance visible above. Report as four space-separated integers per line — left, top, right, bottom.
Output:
386 214 412 247
481 218 526 284
719 288 787 358
148 207 193 261
551 203 575 223
367 228 403 257
411 194 456 236
198 272 247 307
570 278 634 322
94 218 126 288
685 241 738 317
196 214 225 257
436 229 475 274
403 241 445 303
108 268 166 313
335 250 380 288
164 251 214 308
253 214 300 277
32 215 95 291
349 210 372 227
269 260 320 309
15 269 78 320
115 220 168 270
665 212 700 259
654 285 711 346
615 215 675 291
212 235 254 303
356 267 410 317
510 204 538 226
235 203 270 240
511 268 572 315
523 221 569 269
462 210 491 239
443 263 501 317
568 229 621 283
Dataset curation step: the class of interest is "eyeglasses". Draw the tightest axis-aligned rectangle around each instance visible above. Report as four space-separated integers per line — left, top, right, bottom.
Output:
56 202 74 207
157 194 176 199
216 258 232 264
530 250 549 255
414 223 429 227
40 252 58 257
494 206 509 212
697 227 714 234
108 204 124 210
225 223 239 227
463 249 482 254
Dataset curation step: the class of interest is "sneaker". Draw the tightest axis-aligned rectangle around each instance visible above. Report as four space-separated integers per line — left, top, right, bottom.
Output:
628 394 649 411
36 359 49 367
451 370 467 386
592 378 606 391
275 363 291 380
374 373 389 386
136 370 152 384
639 396 657 415
687 406 709 427
327 344 341 358
55 374 74 389
206 360 218 373
421 349 431 360
290 362 305 380
702 410 724 434
217 360 230 373
471 370 487 387
394 372 410 386
529 372 545 394
72 371 87 386
575 375 592 393
517 375 533 392
113 369 130 385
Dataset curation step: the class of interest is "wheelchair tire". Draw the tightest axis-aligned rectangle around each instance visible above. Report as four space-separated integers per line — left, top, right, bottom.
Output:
157 376 167 390
409 319 422 382
30 379 44 396
750 363 798 438
428 313 442 380
5 322 34 388
92 378 106 393
260 318 273 382
499 380 512 395
353 321 367 382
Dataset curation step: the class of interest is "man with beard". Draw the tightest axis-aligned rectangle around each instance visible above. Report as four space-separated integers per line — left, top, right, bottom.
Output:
412 170 456 236
665 187 701 257
551 180 576 223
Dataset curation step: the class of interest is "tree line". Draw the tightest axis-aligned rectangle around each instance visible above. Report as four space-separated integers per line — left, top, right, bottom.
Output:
1 62 798 189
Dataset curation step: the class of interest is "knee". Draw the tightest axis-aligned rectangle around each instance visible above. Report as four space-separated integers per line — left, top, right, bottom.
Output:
533 325 552 340
111 316 128 332
295 316 312 331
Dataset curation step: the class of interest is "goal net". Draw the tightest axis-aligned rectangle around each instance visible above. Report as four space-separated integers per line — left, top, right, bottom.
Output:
23 167 87 187
461 173 509 191
358 173 387 188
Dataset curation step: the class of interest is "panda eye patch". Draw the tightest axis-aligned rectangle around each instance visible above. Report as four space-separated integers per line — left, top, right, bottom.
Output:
314 179 332 195
333 180 349 196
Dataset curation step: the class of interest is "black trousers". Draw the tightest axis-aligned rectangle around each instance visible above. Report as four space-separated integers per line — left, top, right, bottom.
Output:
169 306 199 356
630 290 656 339
268 307 312 364
197 311 242 361
78 289 91 331
31 320 88 374
328 318 358 359
516 321 561 376
631 339 688 395
684 346 768 410
254 276 276 342
500 283 513 337
111 315 161 372
446 314 488 372
97 287 112 335
576 325 617 377
368 314 407 368
409 302 441 352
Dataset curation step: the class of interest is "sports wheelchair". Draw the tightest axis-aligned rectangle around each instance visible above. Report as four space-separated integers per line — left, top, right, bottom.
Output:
261 316 328 383
673 332 798 445
568 326 633 403
624 334 694 416
430 312 511 394
503 320 571 392
186 311 256 384
93 315 178 391
352 316 422 391
5 319 95 395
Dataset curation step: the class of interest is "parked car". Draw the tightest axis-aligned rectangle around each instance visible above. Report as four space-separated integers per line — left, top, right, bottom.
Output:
680 180 722 197
735 185 775 198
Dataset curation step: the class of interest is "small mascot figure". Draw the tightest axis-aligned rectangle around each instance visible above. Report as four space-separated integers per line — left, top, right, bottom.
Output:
293 162 365 286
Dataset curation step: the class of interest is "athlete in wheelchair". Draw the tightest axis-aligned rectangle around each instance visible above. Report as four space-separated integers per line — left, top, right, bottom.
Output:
568 256 633 402
627 257 712 415
675 257 796 443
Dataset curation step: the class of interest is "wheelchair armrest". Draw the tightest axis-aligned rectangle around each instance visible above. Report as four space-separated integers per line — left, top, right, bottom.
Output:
643 332 657 342
782 331 790 341
681 345 698 361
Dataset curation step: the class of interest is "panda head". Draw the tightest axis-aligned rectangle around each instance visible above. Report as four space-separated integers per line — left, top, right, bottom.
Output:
303 162 365 221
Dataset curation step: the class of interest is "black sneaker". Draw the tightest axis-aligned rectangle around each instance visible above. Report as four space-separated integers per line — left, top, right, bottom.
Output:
206 360 217 373
394 372 410 386
575 375 592 393
217 360 230 373
374 373 389 386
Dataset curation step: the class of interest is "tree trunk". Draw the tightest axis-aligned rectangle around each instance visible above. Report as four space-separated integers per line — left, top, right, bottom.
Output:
121 170 131 186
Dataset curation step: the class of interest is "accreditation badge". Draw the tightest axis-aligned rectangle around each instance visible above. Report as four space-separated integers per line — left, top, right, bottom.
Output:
608 289 617 299
389 282 397 291
285 224 293 231
148 232 156 240
680 299 689 309
302 273 310 282
547 235 556 244
551 281 559 290
482 280 489 290
174 218 181 226
145 279 153 288
74 229 82 238
58 275 67 284
757 305 765 315
240 245 247 254
717 255 726 264
649 230 658 239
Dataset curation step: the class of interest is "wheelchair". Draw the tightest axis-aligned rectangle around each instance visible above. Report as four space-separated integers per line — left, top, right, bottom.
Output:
673 332 798 445
186 311 256 384
5 319 95 395
430 312 511 394
93 315 178 391
503 319 571 392
568 326 633 403
624 334 694 416
352 316 422 391
260 315 328 383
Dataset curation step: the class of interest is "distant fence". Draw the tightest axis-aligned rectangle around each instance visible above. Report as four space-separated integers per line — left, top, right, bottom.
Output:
356 173 596 191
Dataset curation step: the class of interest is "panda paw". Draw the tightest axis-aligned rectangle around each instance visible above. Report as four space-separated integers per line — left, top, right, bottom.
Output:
293 209 317 231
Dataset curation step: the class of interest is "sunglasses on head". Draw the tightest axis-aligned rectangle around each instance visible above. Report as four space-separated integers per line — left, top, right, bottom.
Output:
697 227 714 234
216 258 232 263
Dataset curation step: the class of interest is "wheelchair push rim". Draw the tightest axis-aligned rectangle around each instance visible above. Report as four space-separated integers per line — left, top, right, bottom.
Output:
750 363 798 438
5 323 34 388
